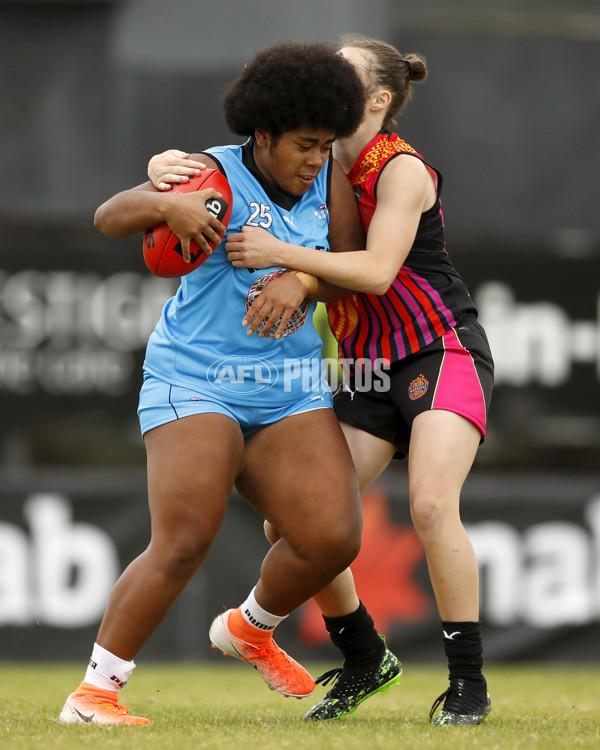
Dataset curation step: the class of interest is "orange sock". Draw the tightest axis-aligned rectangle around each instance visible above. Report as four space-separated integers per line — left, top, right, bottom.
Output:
228 606 274 645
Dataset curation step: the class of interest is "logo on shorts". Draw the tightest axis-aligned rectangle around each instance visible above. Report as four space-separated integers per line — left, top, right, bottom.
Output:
408 373 429 400
207 355 278 394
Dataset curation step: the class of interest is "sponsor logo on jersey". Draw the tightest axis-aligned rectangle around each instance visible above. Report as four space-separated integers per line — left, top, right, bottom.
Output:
282 215 298 229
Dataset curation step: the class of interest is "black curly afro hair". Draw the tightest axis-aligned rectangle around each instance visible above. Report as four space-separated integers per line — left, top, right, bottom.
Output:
222 42 365 140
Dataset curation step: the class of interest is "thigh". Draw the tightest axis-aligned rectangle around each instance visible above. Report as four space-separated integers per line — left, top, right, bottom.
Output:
145 413 245 544
334 383 411 460
408 409 481 503
340 422 395 491
237 409 361 546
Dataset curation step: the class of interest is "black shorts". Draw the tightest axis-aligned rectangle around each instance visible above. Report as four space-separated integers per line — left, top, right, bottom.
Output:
333 317 494 460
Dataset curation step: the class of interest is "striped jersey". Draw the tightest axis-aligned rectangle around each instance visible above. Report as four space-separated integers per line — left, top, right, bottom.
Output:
327 131 477 367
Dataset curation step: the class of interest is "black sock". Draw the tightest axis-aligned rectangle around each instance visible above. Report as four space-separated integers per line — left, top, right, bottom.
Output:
441 620 486 690
323 601 385 667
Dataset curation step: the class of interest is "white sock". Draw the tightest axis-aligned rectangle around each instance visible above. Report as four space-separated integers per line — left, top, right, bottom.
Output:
240 587 288 632
83 642 136 692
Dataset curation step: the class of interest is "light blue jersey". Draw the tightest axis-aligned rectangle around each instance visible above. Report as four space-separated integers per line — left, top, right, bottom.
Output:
142 140 332 411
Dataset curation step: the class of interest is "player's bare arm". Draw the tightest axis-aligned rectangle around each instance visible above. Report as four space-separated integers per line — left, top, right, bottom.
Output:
228 155 433 294
95 154 226 255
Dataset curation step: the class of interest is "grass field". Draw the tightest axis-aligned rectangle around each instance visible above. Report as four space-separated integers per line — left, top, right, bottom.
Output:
1 662 599 750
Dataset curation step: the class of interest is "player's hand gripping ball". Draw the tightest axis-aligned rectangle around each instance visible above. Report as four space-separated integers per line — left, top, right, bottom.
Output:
244 269 311 339
143 169 233 278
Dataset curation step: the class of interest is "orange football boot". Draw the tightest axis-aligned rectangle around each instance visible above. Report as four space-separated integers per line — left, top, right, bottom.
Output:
209 609 315 698
58 682 151 725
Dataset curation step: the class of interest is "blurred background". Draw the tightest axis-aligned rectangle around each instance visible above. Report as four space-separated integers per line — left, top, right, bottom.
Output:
1 0 599 666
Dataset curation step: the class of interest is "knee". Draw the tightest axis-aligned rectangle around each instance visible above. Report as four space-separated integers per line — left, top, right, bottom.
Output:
410 492 456 541
311 518 362 573
344 519 362 564
150 532 211 580
264 520 282 546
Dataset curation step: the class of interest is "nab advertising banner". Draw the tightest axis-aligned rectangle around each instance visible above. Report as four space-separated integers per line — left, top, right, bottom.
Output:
0 467 599 663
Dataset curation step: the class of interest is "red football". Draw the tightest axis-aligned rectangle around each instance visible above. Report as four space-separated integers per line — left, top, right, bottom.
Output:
143 169 233 278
